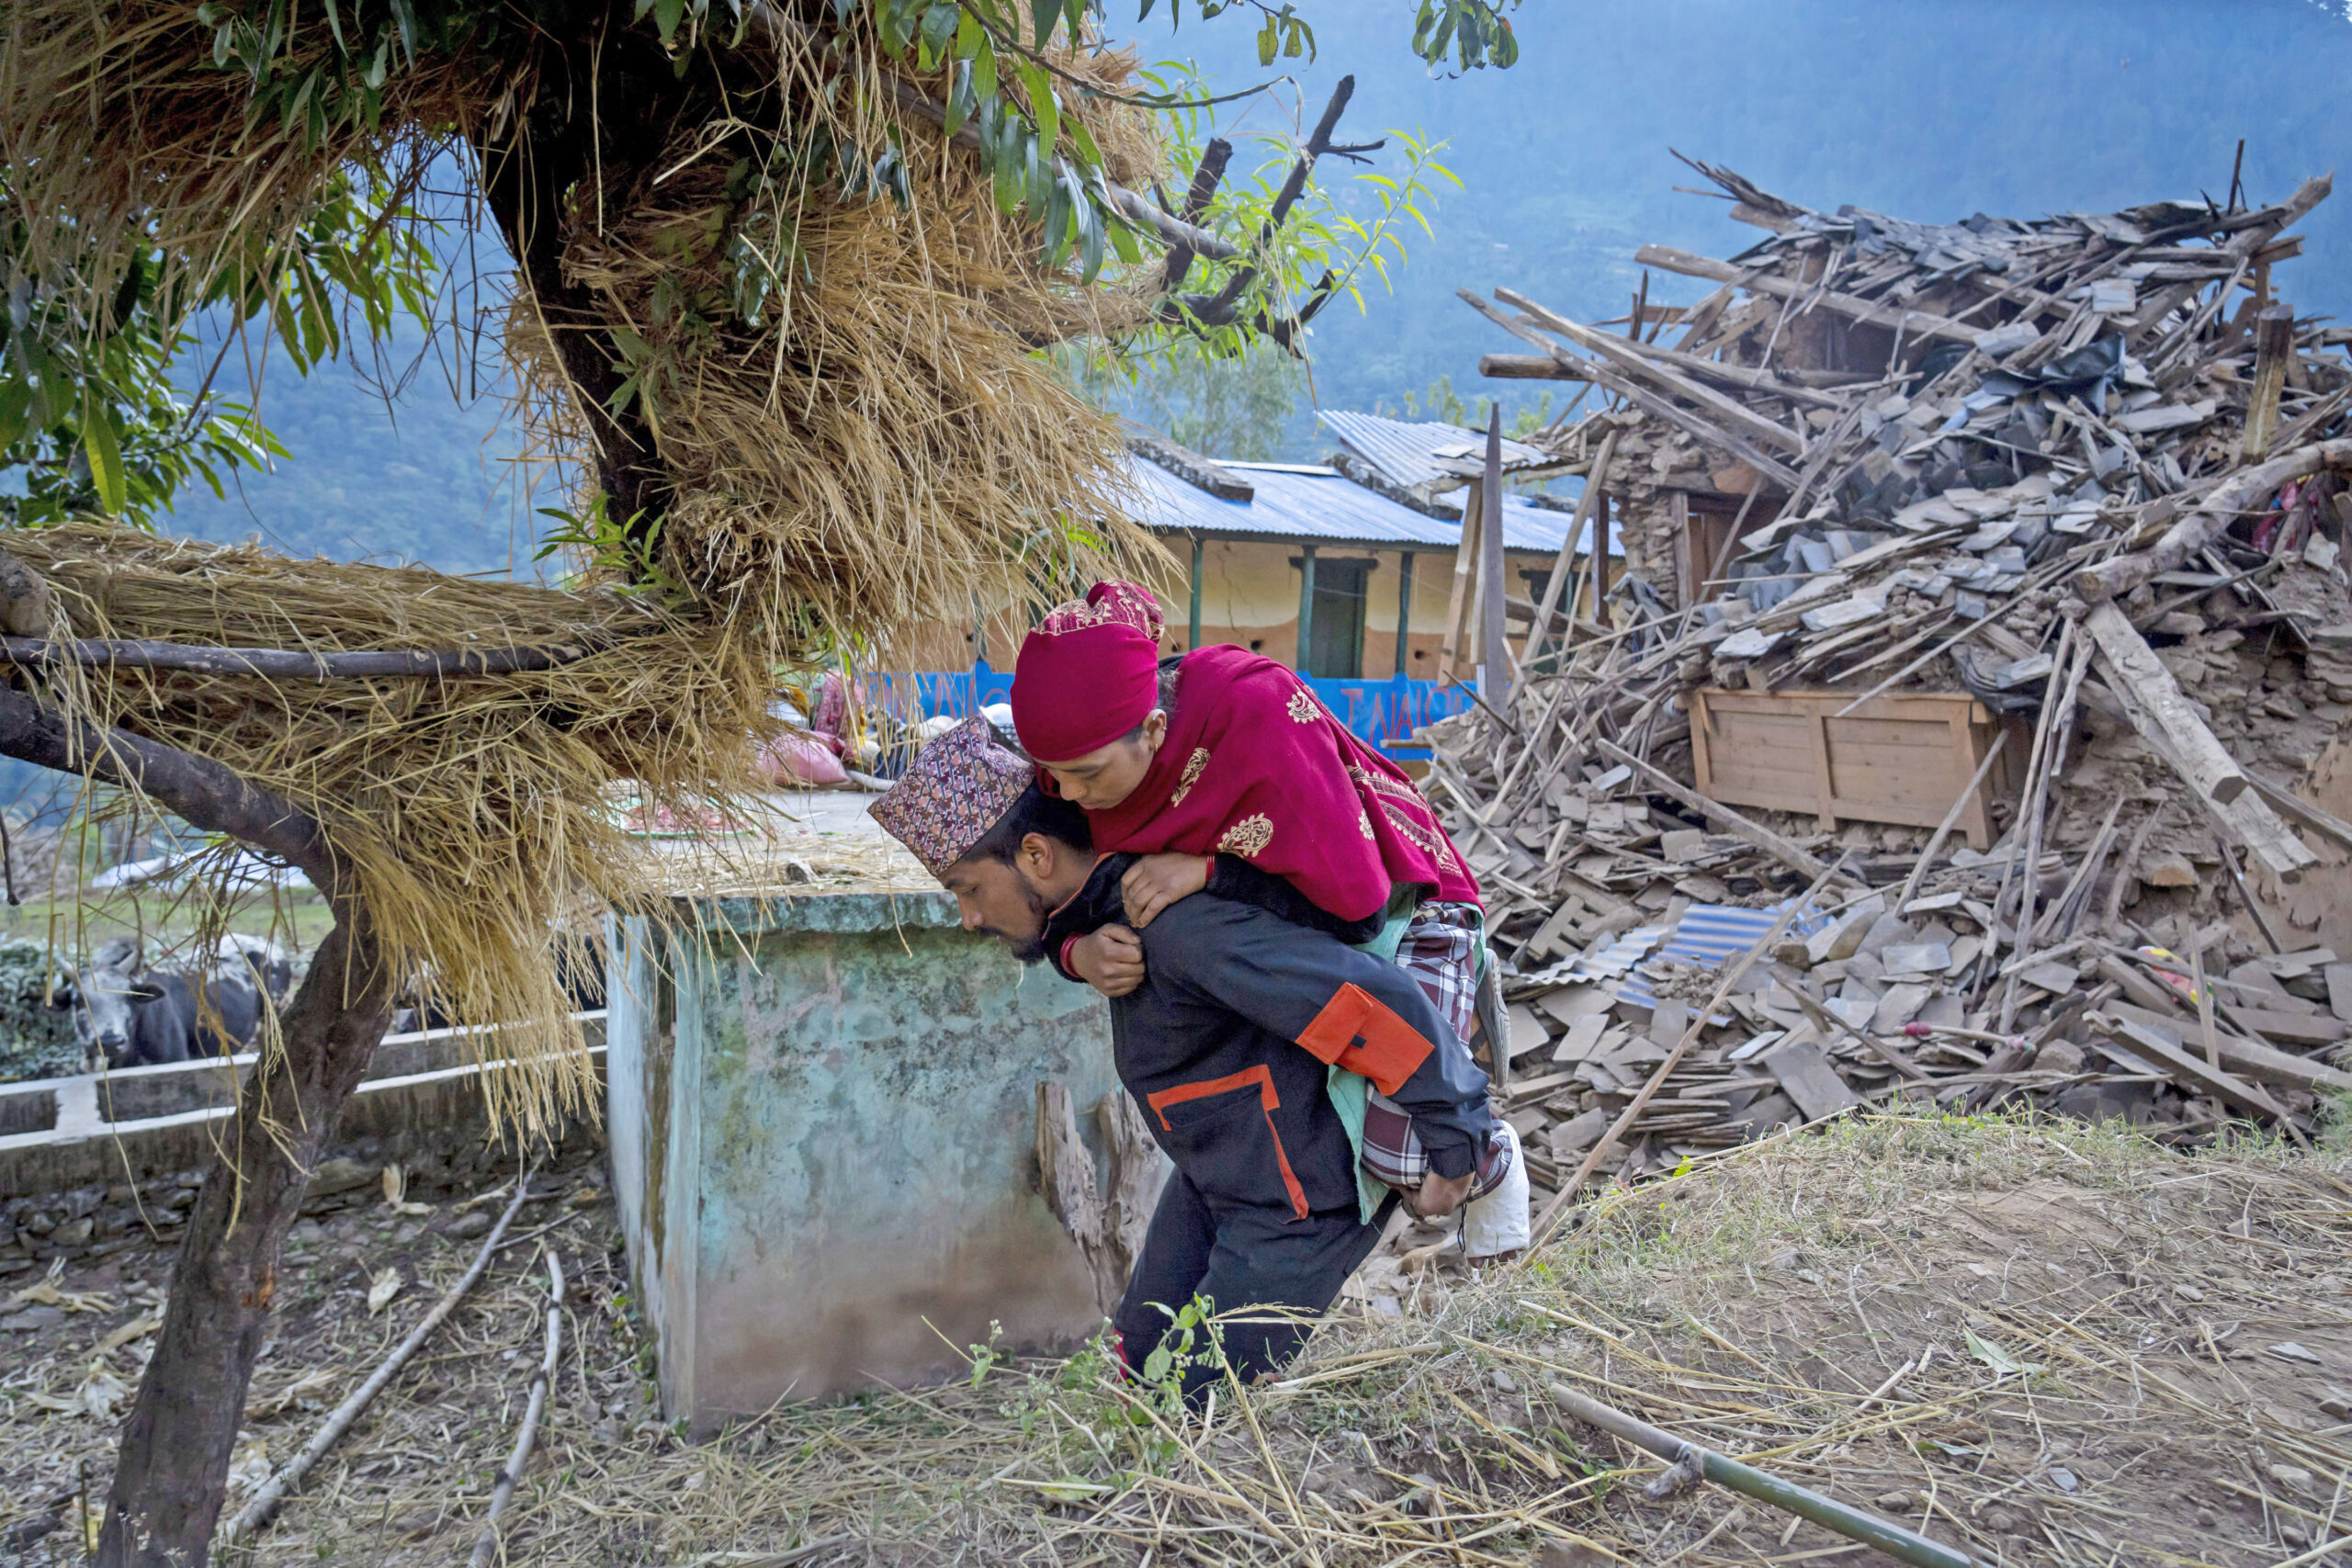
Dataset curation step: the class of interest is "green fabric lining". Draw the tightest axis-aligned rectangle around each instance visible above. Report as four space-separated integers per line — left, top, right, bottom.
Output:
1328 908 1413 1224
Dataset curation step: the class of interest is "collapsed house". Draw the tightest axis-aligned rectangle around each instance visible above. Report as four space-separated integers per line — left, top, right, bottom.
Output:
1427 163 2352 1201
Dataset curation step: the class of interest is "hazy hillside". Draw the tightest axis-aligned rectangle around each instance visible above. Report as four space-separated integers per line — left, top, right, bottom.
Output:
150 0 2352 559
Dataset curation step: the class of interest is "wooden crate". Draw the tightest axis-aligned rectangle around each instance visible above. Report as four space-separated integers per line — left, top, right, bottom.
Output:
1688 688 2020 850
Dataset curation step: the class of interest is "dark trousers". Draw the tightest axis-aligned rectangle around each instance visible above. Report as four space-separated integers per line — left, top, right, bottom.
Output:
1114 1171 1397 1404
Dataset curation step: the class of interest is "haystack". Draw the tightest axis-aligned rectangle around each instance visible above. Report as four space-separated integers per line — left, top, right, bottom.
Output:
0 5 1182 1123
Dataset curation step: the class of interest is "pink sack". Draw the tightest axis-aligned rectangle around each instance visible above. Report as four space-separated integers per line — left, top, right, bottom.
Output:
757 732 848 786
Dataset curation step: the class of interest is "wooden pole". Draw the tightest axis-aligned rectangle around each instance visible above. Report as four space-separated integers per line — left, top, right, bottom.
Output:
1188 536 1204 651
2243 305 2295 463
1520 431 1618 673
1541 1382 1987 1568
1295 543 1318 677
1394 550 1415 677
1479 405 1510 700
1592 494 1612 625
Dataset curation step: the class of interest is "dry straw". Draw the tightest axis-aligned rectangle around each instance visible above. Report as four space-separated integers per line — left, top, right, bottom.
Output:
0 8 1178 1128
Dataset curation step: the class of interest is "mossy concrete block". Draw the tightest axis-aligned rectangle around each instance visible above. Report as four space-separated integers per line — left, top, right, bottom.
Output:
607 891 1114 1427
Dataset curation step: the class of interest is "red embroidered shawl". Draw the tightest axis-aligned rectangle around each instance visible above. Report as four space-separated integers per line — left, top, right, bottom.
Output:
1077 646 1481 921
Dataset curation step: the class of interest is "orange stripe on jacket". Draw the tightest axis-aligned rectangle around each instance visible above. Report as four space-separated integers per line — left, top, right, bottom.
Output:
1294 982 1436 1097
1144 1065 1311 1221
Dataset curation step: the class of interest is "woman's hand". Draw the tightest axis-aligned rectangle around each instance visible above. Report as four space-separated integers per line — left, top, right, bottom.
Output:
1069 925 1147 998
1121 853 1210 931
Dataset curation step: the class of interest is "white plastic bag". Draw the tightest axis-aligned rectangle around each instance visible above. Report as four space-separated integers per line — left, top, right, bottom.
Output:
1462 1120 1530 1258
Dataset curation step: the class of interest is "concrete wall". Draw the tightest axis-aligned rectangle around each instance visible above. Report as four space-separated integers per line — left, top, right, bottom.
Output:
608 891 1119 1427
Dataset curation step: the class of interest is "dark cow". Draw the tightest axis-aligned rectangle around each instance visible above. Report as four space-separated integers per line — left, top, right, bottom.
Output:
55 935 294 1069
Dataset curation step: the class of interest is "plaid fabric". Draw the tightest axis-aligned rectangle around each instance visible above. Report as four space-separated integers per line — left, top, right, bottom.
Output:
1360 901 1511 1199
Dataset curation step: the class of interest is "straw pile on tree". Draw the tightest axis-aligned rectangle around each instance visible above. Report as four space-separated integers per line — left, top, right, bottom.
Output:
0 4 1181 1111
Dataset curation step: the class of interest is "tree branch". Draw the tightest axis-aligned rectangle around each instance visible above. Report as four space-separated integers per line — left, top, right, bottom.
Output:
1158 138 1234 294
0 683 341 897
1154 75 1356 330
0 637 595 681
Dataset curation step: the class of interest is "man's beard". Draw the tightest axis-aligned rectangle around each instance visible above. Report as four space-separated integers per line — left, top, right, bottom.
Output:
978 879 1057 964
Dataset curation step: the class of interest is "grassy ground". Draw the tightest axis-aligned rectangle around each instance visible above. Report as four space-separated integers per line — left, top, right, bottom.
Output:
4 1113 2350 1564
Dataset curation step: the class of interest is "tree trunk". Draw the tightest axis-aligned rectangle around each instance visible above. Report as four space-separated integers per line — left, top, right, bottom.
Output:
97 906 397 1567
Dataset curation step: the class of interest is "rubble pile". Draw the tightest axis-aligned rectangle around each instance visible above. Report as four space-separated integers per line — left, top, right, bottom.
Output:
1429 164 2352 1203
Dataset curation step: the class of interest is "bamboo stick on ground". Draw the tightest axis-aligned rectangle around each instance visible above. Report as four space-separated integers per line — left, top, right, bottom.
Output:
220 1179 538 1545
469 1249 566 1568
1542 1381 1987 1568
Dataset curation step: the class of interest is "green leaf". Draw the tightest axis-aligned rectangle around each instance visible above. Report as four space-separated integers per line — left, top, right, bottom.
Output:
80 388 126 516
654 0 684 44
1256 15 1276 66
971 35 997 102
1105 217 1142 266
1028 0 1057 49
1018 60 1057 152
1065 105 1101 167
944 57 975 136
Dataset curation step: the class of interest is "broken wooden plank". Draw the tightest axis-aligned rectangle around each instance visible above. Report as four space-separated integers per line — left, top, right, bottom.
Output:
1497 287 1809 453
2082 602 2248 805
2105 1001 2352 1092
2102 1017 2306 1140
2075 437 2352 603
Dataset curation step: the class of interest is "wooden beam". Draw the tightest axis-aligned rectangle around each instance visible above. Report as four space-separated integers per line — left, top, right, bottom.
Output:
2081 602 2248 805
1495 287 1810 451
1437 481 1480 682
1631 244 1983 346
2241 306 2296 462
1458 290 1803 491
1520 431 1616 671
2075 438 2352 602
1394 549 1415 678
1479 407 1510 698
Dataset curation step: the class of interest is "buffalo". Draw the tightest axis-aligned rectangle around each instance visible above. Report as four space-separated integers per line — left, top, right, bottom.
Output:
54 935 295 1070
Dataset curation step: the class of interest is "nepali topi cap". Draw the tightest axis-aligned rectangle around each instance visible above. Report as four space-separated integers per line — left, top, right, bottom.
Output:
868 716 1034 878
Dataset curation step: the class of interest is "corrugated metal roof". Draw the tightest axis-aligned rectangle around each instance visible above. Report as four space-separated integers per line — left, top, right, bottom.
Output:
1125 454 1613 557
1318 410 1551 492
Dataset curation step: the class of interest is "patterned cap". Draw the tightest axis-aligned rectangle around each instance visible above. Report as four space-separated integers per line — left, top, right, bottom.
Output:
868 716 1035 878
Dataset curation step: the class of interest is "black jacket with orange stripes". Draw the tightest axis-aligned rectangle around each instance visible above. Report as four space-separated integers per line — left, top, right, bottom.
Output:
1042 854 1498 1224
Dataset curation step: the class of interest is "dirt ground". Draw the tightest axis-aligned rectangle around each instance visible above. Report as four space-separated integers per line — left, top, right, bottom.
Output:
3 1115 2349 1565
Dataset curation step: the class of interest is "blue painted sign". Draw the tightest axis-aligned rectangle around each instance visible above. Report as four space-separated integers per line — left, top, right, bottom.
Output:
863 661 1473 757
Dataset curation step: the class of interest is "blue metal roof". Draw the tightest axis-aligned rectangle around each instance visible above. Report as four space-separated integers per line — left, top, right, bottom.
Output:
1125 454 1612 557
1318 409 1552 492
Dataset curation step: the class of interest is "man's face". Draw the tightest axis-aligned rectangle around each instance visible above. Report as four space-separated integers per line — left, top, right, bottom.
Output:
940 852 1057 962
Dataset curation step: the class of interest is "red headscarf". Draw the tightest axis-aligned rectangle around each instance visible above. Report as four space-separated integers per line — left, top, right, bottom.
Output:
1067 640 1481 922
1011 581 1166 761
